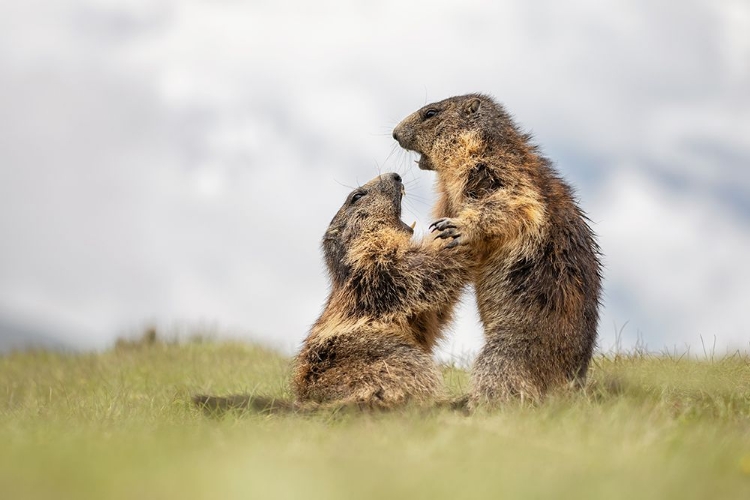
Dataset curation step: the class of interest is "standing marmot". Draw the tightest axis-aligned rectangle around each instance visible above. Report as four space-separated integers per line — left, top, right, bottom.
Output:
194 173 469 412
393 94 602 406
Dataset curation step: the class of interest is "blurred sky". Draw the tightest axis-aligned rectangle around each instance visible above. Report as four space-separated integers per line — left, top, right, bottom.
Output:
1 0 749 357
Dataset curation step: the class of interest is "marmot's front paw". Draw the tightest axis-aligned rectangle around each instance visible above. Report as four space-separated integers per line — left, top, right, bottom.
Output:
430 218 463 249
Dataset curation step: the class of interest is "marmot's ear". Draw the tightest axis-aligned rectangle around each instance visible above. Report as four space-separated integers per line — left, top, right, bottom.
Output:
464 98 481 115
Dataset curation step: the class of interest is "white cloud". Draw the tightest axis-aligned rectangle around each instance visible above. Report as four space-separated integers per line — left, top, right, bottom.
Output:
594 168 750 352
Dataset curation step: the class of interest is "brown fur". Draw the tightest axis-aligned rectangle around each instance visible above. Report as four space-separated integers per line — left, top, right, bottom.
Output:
393 94 602 407
194 173 469 413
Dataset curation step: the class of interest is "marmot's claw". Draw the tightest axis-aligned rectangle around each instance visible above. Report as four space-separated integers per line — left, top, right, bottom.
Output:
430 218 456 232
444 238 461 249
434 227 462 249
432 218 463 247
434 227 460 239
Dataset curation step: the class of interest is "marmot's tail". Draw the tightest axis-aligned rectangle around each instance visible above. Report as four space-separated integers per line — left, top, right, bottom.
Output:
192 394 296 414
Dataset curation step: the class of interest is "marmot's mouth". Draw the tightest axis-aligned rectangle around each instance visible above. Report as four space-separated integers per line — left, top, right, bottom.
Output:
396 186 414 235
400 219 415 235
417 154 434 171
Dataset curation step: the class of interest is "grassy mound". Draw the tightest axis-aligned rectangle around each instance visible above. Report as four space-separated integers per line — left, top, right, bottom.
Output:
1 337 749 499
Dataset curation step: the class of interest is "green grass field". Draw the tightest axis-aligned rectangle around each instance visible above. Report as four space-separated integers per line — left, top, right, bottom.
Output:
1 335 749 499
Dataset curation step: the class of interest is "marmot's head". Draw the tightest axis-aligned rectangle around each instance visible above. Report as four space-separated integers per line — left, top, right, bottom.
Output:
392 94 511 171
323 173 413 286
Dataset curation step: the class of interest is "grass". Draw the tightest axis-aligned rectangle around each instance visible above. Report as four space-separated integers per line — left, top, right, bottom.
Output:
1 335 749 499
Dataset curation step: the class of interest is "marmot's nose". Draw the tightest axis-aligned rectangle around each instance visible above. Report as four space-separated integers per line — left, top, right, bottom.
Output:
391 173 402 183
392 130 400 142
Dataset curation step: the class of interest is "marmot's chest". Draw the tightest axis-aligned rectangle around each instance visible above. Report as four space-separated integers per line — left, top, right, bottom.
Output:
440 162 504 212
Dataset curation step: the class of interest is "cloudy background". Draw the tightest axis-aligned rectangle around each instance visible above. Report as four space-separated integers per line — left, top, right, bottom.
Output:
1 0 748 358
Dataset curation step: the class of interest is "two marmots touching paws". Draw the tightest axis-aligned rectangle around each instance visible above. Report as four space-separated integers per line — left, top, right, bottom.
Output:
194 94 602 413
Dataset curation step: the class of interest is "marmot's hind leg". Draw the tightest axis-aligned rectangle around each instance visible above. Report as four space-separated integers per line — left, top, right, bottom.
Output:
469 345 544 409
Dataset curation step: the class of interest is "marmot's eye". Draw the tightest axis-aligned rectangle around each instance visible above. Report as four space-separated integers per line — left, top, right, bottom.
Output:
351 191 365 204
423 108 439 119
